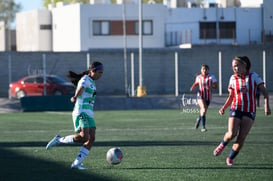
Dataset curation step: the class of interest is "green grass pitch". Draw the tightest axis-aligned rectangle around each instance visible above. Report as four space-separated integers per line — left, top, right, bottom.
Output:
0 109 272 181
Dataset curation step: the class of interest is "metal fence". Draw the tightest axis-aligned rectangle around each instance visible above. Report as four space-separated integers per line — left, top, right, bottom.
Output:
0 46 272 98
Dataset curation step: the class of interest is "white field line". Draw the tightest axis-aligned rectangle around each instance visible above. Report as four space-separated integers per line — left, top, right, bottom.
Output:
45 111 71 115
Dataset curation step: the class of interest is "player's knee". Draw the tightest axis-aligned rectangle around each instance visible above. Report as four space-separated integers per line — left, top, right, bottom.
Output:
81 134 89 142
85 136 95 149
89 135 95 143
226 131 237 140
200 108 206 115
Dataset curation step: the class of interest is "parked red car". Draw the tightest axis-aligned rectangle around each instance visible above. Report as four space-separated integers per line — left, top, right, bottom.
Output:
9 75 75 99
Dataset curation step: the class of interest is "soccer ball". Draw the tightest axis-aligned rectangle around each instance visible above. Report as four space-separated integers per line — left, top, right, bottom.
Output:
106 147 123 165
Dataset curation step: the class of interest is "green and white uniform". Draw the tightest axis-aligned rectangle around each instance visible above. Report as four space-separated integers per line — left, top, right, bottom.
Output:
72 75 96 132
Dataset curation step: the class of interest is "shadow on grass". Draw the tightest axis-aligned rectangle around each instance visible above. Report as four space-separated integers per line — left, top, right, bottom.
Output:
119 165 273 170
0 147 113 181
0 140 218 148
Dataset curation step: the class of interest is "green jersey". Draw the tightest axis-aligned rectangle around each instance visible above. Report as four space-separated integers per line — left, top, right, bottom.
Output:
73 75 96 118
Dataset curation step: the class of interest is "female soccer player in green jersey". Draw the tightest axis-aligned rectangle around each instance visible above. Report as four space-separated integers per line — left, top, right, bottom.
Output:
46 61 104 170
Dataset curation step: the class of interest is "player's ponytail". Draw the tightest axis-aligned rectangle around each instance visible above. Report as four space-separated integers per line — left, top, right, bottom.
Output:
68 61 103 86
67 70 88 86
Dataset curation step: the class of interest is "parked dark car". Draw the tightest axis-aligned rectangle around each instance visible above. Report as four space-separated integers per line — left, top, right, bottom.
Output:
9 75 75 99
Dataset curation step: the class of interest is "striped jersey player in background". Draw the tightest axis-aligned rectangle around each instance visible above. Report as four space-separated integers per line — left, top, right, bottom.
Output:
213 56 271 166
190 64 218 132
46 61 104 170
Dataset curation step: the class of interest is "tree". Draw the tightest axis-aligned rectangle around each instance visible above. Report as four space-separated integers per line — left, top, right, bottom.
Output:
43 0 90 8
43 0 164 8
0 0 21 29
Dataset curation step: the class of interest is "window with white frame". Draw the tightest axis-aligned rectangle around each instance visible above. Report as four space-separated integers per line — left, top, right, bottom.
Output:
143 20 153 35
91 19 153 36
92 20 110 35
135 20 153 35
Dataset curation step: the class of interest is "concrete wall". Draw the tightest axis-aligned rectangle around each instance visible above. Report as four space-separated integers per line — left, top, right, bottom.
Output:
263 0 273 35
16 10 52 51
0 45 272 97
166 7 263 45
236 8 262 44
52 4 81 51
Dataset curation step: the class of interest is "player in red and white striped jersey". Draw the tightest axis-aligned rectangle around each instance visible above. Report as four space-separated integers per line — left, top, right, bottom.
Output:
190 64 217 132
228 71 262 112
213 56 271 166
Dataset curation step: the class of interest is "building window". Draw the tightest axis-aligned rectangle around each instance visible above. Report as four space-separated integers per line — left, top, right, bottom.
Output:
110 21 123 35
200 22 236 39
110 20 136 35
219 22 236 39
92 20 153 36
199 22 216 39
143 20 153 35
93 21 110 35
40 24 52 30
135 20 153 35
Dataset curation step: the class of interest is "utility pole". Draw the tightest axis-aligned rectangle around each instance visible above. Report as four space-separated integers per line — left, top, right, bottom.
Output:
122 0 128 96
137 0 146 97
7 0 12 51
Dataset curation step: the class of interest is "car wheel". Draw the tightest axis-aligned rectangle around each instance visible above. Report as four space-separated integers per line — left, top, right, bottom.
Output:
53 90 63 96
16 90 26 99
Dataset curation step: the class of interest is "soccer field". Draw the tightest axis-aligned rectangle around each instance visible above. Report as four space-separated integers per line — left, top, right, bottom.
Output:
0 109 272 181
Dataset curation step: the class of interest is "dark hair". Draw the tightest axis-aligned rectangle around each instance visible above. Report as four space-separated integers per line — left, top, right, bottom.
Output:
233 56 251 71
201 64 209 70
68 61 103 86
241 56 251 71
90 61 104 71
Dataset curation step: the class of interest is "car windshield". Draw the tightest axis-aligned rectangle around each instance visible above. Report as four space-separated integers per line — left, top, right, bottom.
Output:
47 76 68 84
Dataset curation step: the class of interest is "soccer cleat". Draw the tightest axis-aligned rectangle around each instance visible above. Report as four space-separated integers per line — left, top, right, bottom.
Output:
201 128 207 132
226 157 234 166
46 135 61 150
194 118 200 129
213 143 225 156
71 163 88 170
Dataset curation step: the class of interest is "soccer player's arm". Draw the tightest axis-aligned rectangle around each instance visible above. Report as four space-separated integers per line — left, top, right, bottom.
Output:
212 82 217 89
71 87 84 102
258 84 271 116
211 75 218 89
71 75 86 102
190 82 199 92
219 87 234 115
190 76 199 92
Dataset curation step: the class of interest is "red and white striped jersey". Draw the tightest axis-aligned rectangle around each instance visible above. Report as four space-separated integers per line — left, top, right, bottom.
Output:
195 73 217 101
228 72 264 112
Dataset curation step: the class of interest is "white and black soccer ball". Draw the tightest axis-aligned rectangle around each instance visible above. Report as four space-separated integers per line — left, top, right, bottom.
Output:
106 147 123 165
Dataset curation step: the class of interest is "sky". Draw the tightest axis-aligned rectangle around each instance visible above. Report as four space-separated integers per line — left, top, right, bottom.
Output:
15 0 44 12
14 0 263 12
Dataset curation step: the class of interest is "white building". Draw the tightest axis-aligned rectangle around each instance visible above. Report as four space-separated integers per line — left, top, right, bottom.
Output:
263 0 273 41
16 10 52 51
14 0 273 52
51 2 166 51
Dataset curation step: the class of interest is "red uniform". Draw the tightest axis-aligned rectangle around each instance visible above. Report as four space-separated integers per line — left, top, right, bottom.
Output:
195 73 217 101
228 72 264 112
